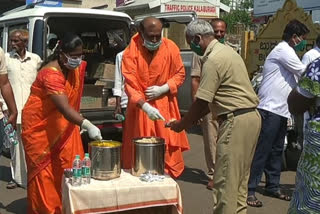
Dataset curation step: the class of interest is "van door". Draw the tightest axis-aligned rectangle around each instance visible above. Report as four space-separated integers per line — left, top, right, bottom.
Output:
134 12 197 114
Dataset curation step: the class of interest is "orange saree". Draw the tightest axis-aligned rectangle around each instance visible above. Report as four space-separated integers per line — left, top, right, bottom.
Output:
21 62 86 214
121 34 190 178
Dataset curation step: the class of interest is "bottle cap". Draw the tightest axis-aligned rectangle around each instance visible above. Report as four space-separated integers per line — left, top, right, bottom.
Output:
75 155 80 159
85 153 89 157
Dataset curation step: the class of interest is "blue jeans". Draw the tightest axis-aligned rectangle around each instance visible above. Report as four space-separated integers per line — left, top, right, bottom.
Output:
248 109 287 195
0 118 5 156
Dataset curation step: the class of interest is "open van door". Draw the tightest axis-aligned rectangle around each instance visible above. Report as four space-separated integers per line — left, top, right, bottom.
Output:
134 11 197 115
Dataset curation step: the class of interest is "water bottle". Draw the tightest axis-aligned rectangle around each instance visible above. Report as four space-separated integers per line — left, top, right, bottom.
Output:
82 153 91 185
2 114 18 149
72 155 82 186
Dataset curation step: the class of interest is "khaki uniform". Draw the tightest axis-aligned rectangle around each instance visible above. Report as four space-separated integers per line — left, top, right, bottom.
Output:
191 54 218 180
196 40 261 214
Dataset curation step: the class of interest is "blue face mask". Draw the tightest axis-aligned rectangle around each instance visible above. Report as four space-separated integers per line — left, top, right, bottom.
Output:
143 38 162 51
64 53 82 69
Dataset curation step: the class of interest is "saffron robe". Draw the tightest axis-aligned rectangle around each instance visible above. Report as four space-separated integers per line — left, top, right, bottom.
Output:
22 62 86 214
121 34 190 178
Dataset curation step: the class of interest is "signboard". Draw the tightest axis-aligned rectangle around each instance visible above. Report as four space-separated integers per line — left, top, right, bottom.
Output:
164 2 217 17
26 0 62 7
254 0 320 16
116 0 135 7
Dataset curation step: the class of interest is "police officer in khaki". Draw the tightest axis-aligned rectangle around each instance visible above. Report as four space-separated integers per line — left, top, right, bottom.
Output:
190 18 228 190
168 19 261 214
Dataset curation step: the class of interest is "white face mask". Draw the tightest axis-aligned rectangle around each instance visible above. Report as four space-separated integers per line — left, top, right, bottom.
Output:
143 39 162 51
141 34 162 51
63 53 82 69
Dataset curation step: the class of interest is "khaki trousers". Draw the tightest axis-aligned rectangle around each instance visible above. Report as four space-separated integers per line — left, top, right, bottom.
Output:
212 110 261 214
201 111 219 180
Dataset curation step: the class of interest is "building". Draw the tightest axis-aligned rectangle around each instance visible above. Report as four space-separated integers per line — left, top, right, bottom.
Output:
115 0 230 19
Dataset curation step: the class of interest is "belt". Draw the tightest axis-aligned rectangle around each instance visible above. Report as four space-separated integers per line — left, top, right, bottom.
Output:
218 108 256 121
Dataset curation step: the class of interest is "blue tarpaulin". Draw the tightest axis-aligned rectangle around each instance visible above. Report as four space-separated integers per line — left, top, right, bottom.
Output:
26 0 62 7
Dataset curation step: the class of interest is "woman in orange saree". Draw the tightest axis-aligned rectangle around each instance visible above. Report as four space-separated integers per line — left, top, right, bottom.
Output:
21 33 102 214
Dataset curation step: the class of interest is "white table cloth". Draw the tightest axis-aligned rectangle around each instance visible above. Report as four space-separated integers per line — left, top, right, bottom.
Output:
62 170 182 214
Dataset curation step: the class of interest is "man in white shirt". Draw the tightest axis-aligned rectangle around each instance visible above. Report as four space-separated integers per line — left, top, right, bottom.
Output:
112 25 137 120
0 47 18 159
302 35 320 65
112 50 128 119
5 29 42 189
247 20 309 207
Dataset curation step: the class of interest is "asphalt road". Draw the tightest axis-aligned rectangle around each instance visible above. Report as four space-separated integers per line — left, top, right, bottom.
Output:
0 128 296 214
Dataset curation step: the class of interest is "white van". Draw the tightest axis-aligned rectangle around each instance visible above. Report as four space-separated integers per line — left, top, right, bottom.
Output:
0 6 132 148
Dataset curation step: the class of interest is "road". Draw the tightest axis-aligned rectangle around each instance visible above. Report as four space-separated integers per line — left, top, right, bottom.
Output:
0 128 296 214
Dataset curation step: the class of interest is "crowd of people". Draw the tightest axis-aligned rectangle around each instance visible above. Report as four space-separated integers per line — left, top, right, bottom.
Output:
0 14 320 214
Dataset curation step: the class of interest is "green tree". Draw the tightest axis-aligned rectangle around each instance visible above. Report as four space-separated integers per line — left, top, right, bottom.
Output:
221 0 253 34
240 0 253 10
221 0 231 6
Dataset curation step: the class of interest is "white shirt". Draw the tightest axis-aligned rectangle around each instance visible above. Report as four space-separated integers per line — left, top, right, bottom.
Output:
258 41 306 118
302 46 320 65
0 48 8 120
5 50 42 123
112 51 128 109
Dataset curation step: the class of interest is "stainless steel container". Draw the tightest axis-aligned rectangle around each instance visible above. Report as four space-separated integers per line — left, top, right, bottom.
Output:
88 140 121 180
132 137 165 176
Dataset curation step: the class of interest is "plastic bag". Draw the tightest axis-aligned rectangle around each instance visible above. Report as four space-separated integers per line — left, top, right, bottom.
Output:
2 114 18 149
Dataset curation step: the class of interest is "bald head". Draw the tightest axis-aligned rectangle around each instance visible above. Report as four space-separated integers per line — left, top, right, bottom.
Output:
139 16 163 45
140 17 163 32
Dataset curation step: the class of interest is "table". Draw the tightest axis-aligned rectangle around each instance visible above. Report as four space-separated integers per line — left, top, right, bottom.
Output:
62 170 182 214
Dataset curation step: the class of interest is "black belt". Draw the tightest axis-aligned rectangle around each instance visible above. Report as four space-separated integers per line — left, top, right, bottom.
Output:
218 108 256 121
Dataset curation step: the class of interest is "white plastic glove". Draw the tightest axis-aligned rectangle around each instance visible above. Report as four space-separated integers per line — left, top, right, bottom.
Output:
145 84 169 101
141 103 165 121
81 119 102 140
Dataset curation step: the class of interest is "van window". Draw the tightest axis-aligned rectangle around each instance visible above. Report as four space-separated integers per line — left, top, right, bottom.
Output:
7 23 28 51
163 22 190 50
46 16 130 110
46 16 129 80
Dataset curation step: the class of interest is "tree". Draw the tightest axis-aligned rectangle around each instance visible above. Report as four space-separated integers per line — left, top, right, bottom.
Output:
240 0 253 10
221 0 253 34
221 0 231 6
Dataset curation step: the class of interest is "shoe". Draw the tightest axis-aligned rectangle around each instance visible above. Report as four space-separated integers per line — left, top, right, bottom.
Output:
206 180 214 190
247 195 263 207
264 190 291 201
6 181 17 189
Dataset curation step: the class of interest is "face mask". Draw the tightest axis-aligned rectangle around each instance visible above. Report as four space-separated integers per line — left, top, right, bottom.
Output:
143 39 162 51
218 38 225 44
64 53 82 69
190 41 204 56
294 37 307 52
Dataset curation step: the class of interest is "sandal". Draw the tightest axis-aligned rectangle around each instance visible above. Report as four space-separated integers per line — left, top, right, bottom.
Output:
247 195 263 207
265 190 291 201
206 180 214 190
6 181 17 189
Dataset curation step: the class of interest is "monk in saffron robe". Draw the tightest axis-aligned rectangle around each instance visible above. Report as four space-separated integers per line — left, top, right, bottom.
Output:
22 33 102 214
121 17 190 178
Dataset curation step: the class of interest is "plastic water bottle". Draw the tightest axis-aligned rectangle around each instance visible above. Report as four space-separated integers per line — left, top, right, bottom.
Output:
72 155 82 186
82 153 91 185
2 114 18 149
